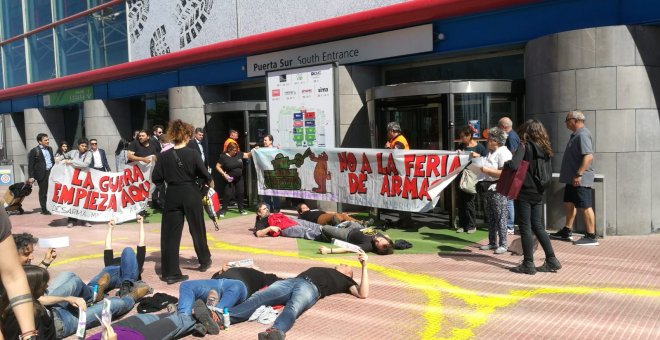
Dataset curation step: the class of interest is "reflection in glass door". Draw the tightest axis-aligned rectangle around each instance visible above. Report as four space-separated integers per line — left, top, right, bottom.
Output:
375 97 445 151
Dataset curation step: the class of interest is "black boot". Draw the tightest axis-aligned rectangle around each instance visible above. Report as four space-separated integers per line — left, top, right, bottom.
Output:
536 257 562 272
510 260 537 275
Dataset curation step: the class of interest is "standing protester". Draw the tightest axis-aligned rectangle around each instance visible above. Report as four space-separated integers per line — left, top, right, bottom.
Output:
0 205 38 339
151 125 164 153
152 120 214 284
223 129 240 153
456 126 488 234
28 133 55 215
474 127 512 254
114 136 131 171
89 138 112 172
128 130 159 164
499 117 519 235
54 141 71 162
552 110 598 246
187 127 208 168
505 120 562 275
384 122 412 228
64 138 93 228
260 135 280 212
216 142 250 217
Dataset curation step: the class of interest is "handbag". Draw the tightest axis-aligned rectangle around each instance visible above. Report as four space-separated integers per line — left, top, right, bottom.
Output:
496 147 529 200
459 168 478 194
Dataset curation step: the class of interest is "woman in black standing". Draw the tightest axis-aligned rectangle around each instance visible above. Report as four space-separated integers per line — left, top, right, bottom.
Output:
152 120 214 284
215 142 249 217
506 119 561 275
456 126 487 233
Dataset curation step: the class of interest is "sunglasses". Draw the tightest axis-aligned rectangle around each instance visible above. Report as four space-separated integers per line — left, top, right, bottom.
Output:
90 143 97 145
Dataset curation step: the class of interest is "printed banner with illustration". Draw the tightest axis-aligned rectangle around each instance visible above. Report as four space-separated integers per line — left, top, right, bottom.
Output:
253 148 468 212
46 163 153 222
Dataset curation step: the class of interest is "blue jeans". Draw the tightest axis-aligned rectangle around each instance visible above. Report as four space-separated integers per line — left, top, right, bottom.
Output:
280 219 323 240
113 313 196 340
507 198 515 230
51 295 135 338
229 278 320 333
262 195 281 212
177 279 248 315
47 272 94 304
88 247 140 290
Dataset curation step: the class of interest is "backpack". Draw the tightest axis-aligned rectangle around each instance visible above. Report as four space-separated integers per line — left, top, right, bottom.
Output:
530 143 552 192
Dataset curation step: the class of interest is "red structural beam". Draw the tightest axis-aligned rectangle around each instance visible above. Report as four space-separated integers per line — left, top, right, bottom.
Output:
0 0 539 100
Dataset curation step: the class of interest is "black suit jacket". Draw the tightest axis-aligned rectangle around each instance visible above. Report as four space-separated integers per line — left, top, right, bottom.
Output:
188 139 208 167
28 145 55 181
90 149 112 171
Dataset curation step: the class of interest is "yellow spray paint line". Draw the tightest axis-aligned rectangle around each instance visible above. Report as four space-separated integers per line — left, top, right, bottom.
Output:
51 235 660 340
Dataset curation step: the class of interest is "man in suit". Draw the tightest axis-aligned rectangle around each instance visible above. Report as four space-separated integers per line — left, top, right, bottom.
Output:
187 128 208 167
28 133 55 215
150 125 164 153
89 138 112 172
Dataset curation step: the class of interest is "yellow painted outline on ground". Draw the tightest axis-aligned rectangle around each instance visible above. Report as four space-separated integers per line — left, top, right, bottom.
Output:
52 234 660 340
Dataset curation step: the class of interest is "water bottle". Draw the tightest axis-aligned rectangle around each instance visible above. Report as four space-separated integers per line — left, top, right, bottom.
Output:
222 308 230 329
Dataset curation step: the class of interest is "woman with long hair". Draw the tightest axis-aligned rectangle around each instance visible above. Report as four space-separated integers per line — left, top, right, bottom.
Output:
55 141 71 162
152 119 214 284
506 119 561 275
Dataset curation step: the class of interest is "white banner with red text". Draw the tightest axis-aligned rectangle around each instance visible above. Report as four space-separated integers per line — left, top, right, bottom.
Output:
252 148 468 212
46 163 153 222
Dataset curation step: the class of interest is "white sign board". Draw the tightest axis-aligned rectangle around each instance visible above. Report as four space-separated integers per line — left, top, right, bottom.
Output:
267 64 336 148
248 24 433 77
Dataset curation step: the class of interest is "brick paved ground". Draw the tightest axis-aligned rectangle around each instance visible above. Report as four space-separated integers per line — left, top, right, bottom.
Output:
5 187 659 339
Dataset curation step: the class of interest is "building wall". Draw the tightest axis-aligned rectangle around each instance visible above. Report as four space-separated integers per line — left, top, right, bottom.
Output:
525 25 660 235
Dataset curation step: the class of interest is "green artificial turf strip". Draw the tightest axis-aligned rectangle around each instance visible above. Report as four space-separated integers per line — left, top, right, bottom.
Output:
296 225 488 257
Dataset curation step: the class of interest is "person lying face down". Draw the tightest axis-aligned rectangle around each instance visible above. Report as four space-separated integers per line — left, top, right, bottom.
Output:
254 203 394 255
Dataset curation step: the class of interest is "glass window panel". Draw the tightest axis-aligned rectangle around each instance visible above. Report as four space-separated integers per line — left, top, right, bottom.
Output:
28 30 56 82
55 0 87 20
0 52 4 89
26 0 53 30
1 0 24 39
89 0 112 7
56 17 91 76
90 5 128 69
3 40 28 87
454 93 487 140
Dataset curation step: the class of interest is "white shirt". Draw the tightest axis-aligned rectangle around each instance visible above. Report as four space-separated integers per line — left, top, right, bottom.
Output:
92 150 102 168
477 146 512 181
195 140 205 162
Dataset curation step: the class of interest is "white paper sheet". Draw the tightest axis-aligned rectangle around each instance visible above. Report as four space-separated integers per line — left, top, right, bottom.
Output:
332 239 363 253
38 236 70 248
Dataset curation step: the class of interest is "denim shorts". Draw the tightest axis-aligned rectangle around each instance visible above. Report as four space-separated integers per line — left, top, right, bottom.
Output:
564 185 593 208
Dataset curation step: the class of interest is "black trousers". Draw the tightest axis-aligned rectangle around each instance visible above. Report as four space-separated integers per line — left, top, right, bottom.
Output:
456 189 477 229
220 176 244 213
515 199 556 263
37 170 50 212
160 184 211 278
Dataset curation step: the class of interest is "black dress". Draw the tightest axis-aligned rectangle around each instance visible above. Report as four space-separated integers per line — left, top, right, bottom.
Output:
152 146 212 278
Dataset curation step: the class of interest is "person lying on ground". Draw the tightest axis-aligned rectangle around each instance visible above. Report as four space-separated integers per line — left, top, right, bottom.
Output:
255 203 394 255
88 262 284 339
88 216 147 301
0 265 150 339
195 251 369 339
296 202 372 226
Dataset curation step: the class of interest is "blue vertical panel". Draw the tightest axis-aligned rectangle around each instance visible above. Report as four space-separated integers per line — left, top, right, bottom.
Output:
28 30 56 82
179 58 248 86
11 96 39 112
0 101 11 113
3 40 28 87
107 71 179 98
54 0 87 20
26 0 53 31
93 84 108 100
1 0 24 39
56 17 91 76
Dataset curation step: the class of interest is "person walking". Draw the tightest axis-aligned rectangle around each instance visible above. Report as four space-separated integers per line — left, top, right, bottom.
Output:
551 110 598 246
506 120 562 275
89 138 112 172
152 120 214 285
27 133 55 215
474 127 512 254
456 126 487 234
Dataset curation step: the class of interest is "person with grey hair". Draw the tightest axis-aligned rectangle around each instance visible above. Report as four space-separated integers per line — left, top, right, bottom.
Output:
384 121 411 228
472 127 512 254
498 117 520 235
552 110 598 246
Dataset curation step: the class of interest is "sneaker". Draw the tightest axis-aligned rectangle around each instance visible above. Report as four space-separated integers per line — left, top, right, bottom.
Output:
193 299 220 335
466 227 476 234
510 261 537 275
240 210 248 215
479 244 496 250
127 282 151 302
94 273 111 303
118 280 133 298
258 328 286 340
536 257 562 272
218 213 225 218
84 222 92 227
67 222 74 228
455 227 465 233
507 229 515 235
494 246 508 254
549 227 573 241
573 236 599 246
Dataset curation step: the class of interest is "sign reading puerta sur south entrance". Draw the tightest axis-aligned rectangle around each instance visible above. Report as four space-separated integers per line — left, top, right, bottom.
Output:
253 148 468 212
